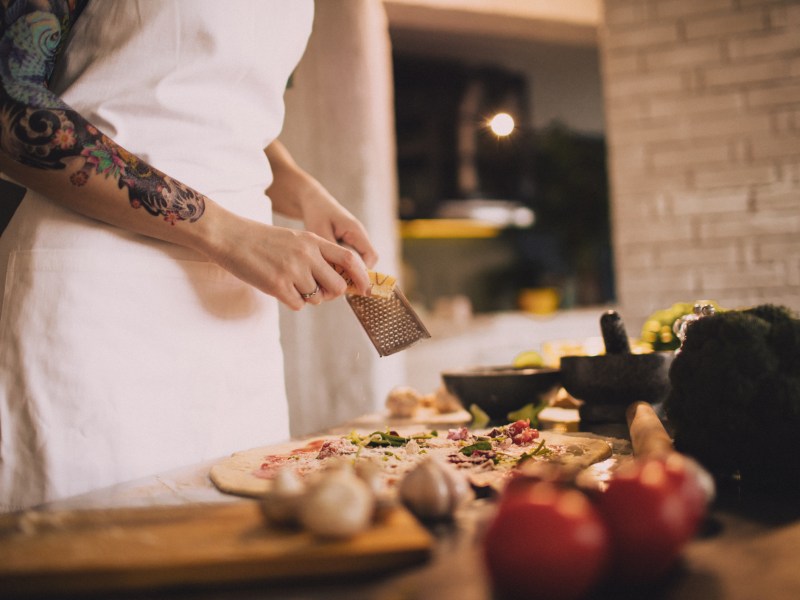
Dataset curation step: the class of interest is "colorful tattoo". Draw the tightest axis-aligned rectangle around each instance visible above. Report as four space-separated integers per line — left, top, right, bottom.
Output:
0 0 204 224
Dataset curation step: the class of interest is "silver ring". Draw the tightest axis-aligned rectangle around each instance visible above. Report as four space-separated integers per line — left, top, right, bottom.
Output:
300 283 320 300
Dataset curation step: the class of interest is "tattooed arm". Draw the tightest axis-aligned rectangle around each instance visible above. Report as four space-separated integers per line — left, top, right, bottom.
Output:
0 0 369 309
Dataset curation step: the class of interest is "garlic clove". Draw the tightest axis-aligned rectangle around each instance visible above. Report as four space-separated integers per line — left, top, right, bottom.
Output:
399 456 473 520
261 467 306 526
355 458 398 515
354 458 383 494
299 468 376 539
440 459 473 509
272 466 306 494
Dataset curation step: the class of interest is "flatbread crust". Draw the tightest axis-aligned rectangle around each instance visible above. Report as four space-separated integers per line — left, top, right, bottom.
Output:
210 439 314 498
210 426 613 499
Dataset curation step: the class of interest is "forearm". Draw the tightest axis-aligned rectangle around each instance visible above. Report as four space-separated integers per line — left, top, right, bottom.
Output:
1 129 372 307
0 98 229 260
0 0 221 256
0 98 227 255
0 146 226 256
264 139 324 220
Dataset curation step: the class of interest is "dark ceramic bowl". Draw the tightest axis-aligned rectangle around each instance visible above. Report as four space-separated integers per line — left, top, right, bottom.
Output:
441 366 561 421
560 352 674 422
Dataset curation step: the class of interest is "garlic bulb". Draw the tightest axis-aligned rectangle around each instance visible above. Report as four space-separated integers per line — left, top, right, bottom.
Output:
385 386 422 418
261 467 306 526
299 466 375 539
433 385 462 414
399 457 473 520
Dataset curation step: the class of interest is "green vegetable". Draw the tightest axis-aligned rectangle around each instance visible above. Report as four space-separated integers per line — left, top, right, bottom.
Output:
346 429 437 449
640 300 722 351
346 430 408 448
507 401 548 429
517 439 551 463
460 440 493 456
469 403 491 429
372 432 409 447
665 304 800 492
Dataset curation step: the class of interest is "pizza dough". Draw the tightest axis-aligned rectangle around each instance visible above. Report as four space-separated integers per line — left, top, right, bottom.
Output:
209 427 614 499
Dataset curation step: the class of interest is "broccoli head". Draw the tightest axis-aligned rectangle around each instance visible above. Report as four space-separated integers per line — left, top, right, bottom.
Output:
665 304 800 492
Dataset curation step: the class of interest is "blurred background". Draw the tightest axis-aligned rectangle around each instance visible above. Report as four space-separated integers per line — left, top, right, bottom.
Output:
278 0 800 436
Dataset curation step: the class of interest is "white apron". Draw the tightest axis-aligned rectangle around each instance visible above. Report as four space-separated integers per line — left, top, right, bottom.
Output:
0 0 314 511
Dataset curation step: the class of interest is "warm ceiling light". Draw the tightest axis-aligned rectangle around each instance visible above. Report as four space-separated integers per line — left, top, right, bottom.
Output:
488 112 515 136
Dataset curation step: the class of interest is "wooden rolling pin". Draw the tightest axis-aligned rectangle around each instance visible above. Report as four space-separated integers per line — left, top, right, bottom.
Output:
625 401 674 458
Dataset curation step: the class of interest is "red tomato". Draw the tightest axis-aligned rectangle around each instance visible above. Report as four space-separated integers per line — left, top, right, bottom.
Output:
483 481 610 600
505 419 539 445
594 458 697 585
663 452 714 533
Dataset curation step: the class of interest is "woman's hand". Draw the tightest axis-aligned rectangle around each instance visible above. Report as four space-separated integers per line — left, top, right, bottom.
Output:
300 184 379 270
203 206 372 311
265 141 379 270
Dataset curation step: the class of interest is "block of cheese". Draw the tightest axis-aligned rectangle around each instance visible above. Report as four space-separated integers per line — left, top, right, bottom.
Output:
347 271 397 299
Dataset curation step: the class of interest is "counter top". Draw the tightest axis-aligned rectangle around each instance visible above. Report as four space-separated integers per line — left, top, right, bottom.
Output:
8 417 800 600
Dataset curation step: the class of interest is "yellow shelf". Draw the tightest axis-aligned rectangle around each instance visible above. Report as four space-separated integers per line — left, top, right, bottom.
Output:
399 219 502 240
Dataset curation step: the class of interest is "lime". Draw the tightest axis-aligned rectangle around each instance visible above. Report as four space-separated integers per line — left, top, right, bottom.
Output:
512 350 544 369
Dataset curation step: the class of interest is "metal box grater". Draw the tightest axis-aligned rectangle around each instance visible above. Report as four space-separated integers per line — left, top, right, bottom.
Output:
345 286 431 357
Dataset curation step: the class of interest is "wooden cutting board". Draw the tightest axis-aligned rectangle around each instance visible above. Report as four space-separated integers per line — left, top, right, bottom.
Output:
0 500 433 597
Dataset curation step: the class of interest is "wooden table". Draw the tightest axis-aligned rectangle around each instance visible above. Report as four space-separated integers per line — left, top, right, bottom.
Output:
5 419 800 600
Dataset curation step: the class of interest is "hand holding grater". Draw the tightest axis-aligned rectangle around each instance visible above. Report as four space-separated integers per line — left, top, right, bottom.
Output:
345 272 431 357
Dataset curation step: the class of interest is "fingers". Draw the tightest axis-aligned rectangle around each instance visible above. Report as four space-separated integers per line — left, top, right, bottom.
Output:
309 264 347 301
322 244 370 296
282 239 367 310
339 229 379 269
221 224 371 311
281 287 308 311
296 282 323 306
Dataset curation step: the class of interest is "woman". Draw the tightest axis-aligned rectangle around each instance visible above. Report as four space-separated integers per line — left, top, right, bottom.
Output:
0 0 378 511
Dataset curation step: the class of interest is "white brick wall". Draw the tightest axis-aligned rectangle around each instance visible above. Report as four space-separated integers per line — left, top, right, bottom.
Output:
600 0 800 328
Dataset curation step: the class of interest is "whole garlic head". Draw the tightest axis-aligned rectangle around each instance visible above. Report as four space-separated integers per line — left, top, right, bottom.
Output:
299 466 375 539
261 467 306 526
386 386 422 418
399 457 473 520
433 385 462 414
